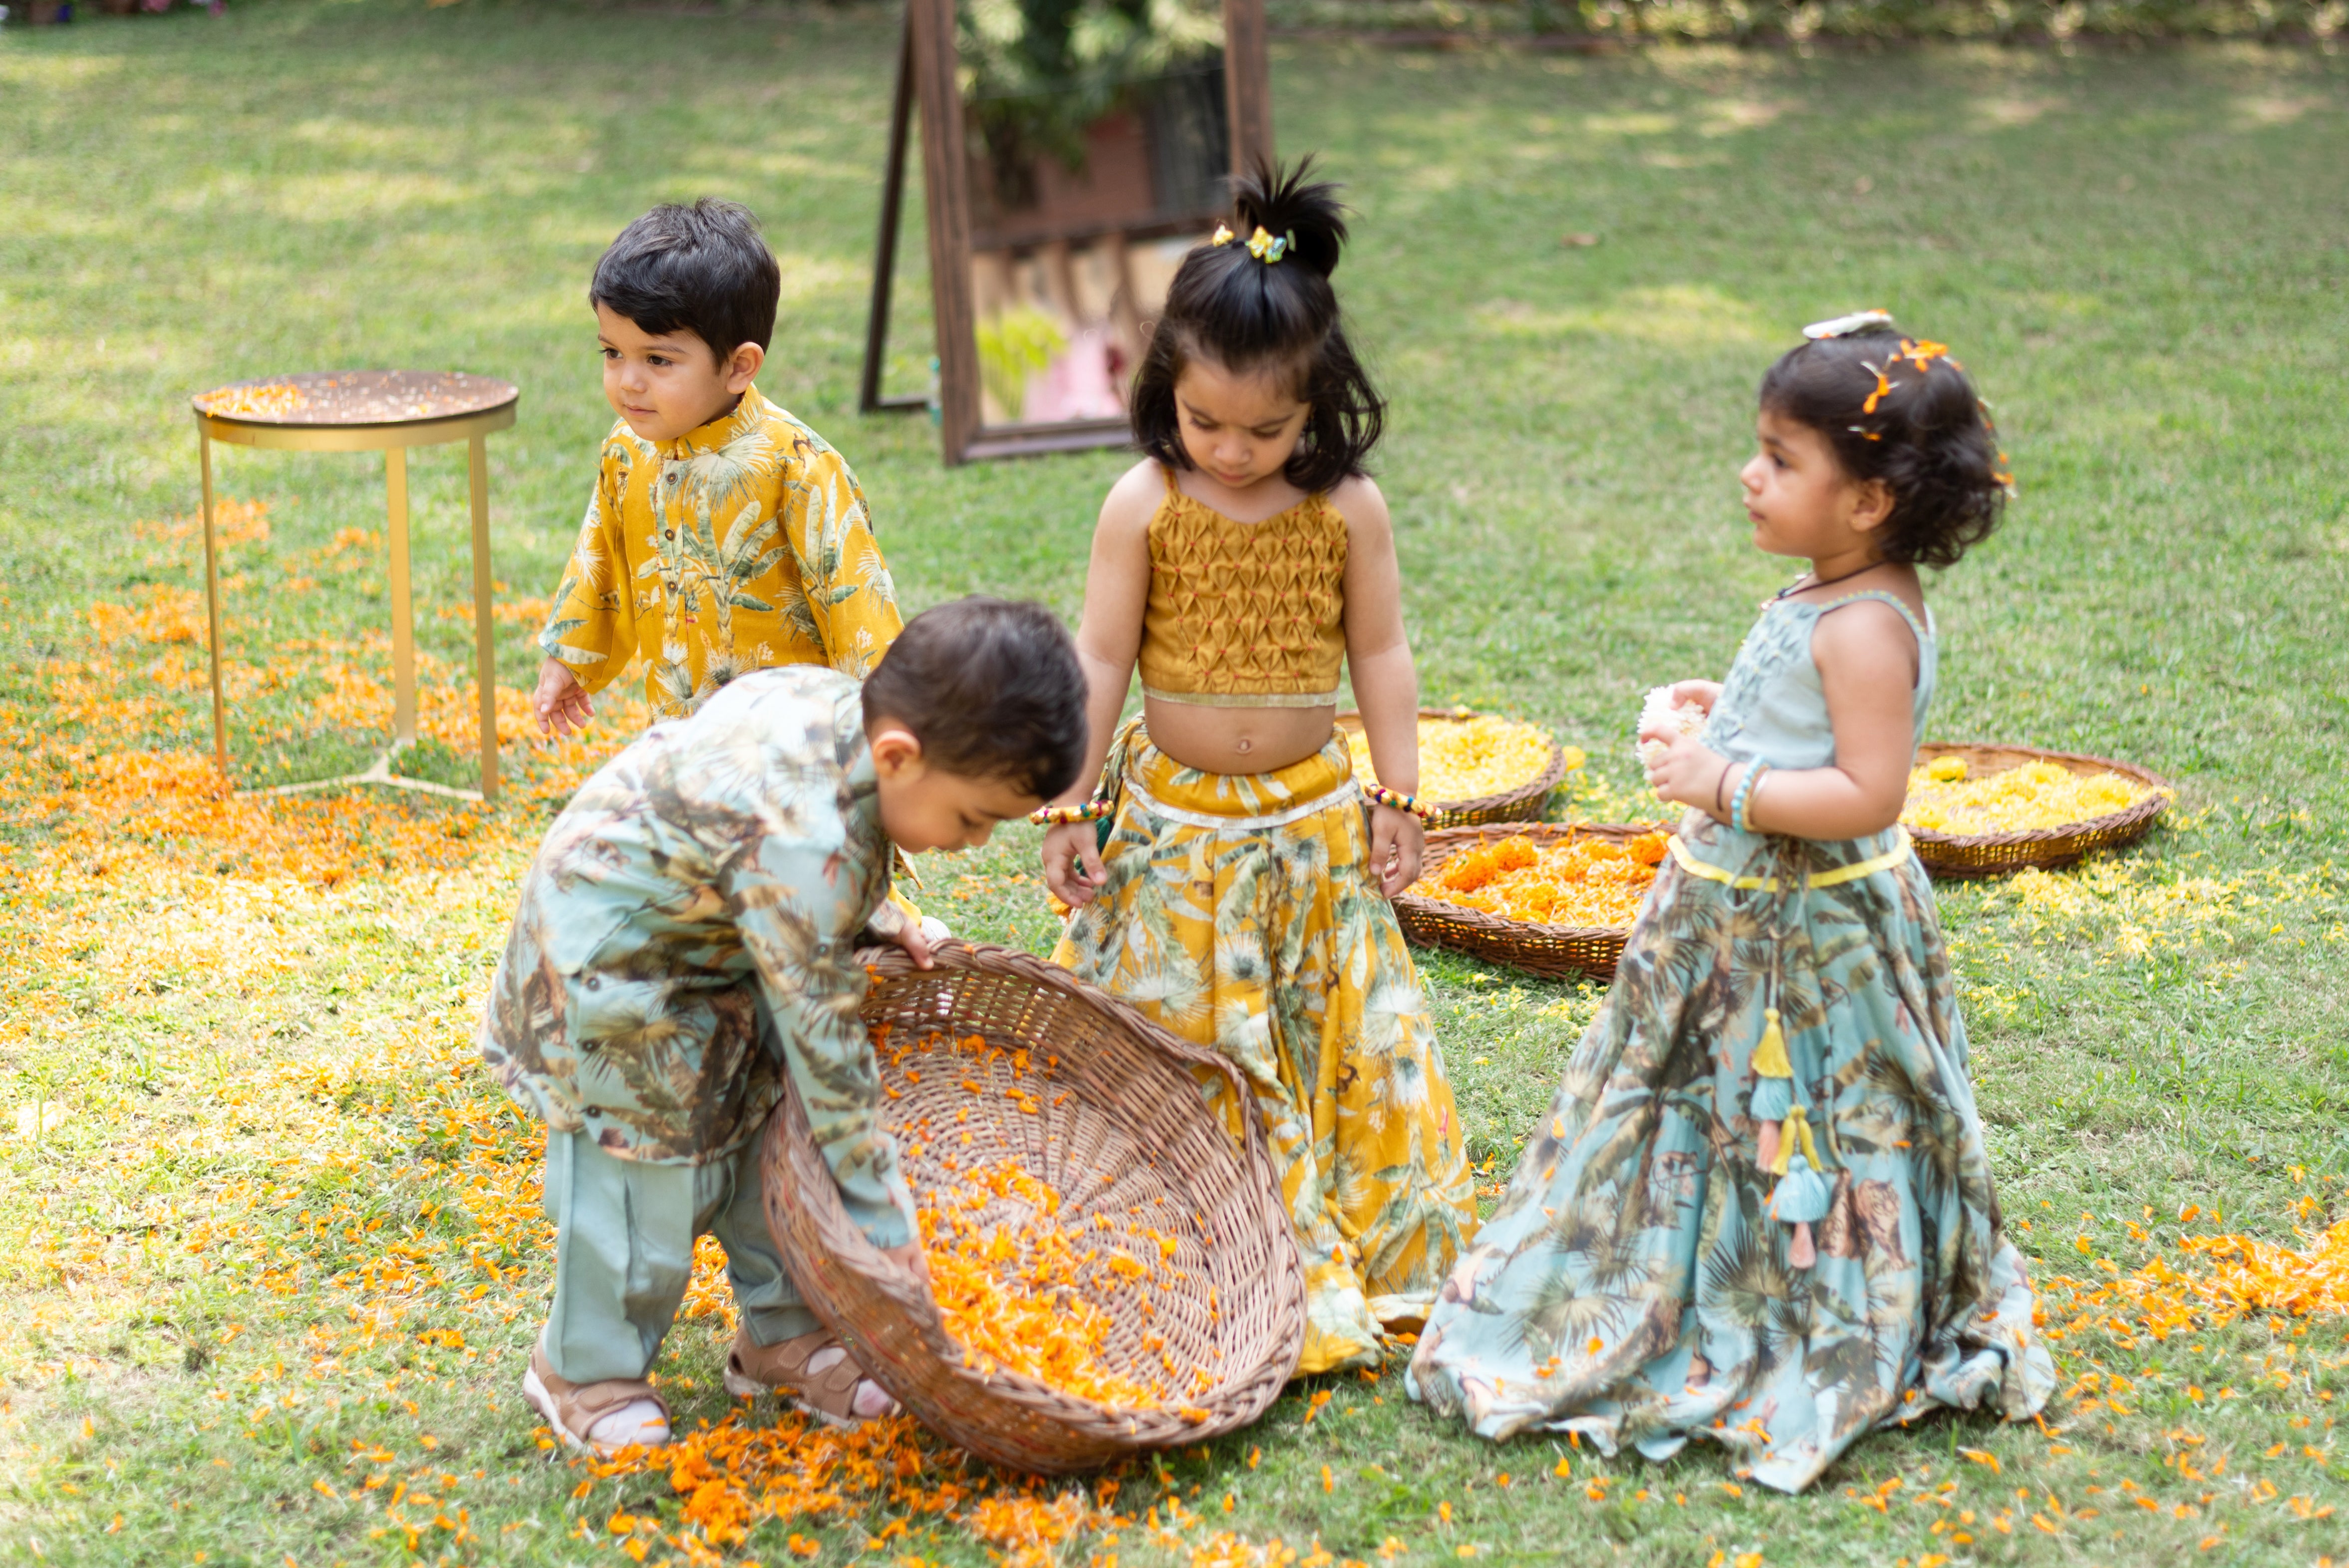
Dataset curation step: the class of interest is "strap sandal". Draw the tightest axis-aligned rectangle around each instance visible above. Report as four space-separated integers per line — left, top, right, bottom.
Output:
523 1342 671 1455
722 1327 899 1427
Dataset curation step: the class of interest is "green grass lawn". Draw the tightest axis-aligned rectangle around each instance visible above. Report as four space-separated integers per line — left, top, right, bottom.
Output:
3 5 2348 1566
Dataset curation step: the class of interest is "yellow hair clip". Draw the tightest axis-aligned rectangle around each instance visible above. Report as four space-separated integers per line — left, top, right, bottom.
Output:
1211 223 1236 247
1245 226 1291 263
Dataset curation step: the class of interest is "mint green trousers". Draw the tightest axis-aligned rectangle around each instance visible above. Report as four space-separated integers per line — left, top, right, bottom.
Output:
540 1127 821 1384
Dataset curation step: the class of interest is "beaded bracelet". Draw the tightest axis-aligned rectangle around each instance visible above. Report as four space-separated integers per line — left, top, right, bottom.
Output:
1731 762 1772 834
1029 799 1110 828
1364 784 1436 823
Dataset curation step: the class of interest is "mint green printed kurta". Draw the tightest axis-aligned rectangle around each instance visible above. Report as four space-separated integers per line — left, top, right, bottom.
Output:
480 665 914 1249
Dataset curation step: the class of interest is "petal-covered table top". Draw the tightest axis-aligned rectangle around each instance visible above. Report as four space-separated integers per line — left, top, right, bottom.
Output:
192 370 518 427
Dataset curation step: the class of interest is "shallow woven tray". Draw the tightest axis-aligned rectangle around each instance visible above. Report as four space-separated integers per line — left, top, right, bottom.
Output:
1905 743 2173 880
1337 706 1571 830
761 942 1305 1475
1392 822 1664 983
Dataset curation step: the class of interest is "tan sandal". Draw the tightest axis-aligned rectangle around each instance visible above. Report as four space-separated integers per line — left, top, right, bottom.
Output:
523 1342 671 1455
722 1328 898 1426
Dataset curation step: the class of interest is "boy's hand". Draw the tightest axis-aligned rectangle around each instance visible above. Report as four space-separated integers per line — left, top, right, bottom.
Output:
881 1240 931 1292
1041 820 1108 908
534 658 594 738
1367 804 1424 897
1642 729 1735 820
877 910 935 971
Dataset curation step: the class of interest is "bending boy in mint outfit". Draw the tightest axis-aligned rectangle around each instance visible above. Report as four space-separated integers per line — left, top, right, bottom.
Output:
482 598 1088 1452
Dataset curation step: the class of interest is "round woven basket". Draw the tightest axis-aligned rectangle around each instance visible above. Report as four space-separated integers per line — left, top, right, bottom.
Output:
1337 707 1571 831
760 942 1305 1475
1905 743 2173 880
1392 822 1665 983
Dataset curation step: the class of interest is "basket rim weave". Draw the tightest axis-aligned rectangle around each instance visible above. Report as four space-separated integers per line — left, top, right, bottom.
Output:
1336 706 1570 821
1391 821 1667 980
760 940 1305 1471
1905 742 2174 852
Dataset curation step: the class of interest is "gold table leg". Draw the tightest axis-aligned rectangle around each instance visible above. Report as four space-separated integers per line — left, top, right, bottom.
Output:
385 444 417 749
199 429 228 774
467 433 500 803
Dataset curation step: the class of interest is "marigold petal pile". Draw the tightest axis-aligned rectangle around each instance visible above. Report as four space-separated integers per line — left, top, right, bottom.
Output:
1408 830 1670 928
1348 714 1567 803
1903 756 2158 835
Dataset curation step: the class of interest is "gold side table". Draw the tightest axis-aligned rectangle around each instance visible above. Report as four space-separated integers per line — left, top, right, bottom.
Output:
192 371 520 803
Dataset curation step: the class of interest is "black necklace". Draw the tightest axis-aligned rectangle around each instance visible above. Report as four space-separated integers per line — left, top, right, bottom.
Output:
1775 562 1882 599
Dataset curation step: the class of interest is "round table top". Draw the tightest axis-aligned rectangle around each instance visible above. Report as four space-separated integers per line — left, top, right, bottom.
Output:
192 370 519 427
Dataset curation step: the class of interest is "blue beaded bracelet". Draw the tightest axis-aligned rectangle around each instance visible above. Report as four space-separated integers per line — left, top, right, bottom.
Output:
1731 762 1771 834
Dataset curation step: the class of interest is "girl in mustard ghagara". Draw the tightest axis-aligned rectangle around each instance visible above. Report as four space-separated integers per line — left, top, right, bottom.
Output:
1038 162 1476 1375
1408 315 2055 1492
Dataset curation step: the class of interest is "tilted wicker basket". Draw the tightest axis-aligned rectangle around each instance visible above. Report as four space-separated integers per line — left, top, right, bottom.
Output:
1391 822 1665 983
760 942 1305 1475
1905 743 2173 880
1337 707 1571 831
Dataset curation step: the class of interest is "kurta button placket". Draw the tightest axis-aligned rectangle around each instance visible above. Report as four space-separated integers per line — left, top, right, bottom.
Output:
533 387 903 722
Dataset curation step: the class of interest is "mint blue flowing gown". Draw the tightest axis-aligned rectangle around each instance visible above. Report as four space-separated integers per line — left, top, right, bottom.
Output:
1407 590 2055 1493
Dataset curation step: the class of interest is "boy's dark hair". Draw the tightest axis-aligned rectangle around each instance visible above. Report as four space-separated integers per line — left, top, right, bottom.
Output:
1129 156 1385 494
1760 325 2011 569
589 198 781 361
862 597 1087 802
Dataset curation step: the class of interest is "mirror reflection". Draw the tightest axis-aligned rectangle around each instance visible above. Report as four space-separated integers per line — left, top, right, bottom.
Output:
958 0 1230 428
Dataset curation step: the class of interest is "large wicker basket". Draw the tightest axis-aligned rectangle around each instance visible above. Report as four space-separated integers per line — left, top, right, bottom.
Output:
1906 743 2173 880
1392 822 1664 983
1337 707 1571 831
761 942 1305 1475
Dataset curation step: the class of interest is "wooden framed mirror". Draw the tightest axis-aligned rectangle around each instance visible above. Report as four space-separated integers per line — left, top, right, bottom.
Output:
860 0 1273 464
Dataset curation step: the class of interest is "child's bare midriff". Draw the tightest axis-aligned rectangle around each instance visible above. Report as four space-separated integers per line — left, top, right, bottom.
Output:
1143 697 1337 777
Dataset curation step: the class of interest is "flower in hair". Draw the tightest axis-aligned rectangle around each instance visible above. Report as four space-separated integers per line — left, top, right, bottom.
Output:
1861 362 1895 415
1898 338 1951 372
1211 223 1236 247
1803 308 1894 340
1245 226 1292 263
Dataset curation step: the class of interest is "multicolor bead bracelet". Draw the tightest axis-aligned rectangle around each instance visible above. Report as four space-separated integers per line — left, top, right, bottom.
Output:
1029 799 1110 828
1364 784 1435 823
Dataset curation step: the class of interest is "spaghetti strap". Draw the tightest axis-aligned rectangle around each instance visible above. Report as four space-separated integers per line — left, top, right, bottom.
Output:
1160 462 1181 497
1815 588 1931 651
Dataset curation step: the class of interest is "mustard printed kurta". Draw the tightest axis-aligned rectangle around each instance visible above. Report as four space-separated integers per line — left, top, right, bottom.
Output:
537 388 903 723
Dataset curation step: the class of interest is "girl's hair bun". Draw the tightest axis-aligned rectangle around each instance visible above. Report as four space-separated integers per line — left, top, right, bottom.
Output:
1760 323 2011 570
1125 154 1386 492
1230 157 1348 279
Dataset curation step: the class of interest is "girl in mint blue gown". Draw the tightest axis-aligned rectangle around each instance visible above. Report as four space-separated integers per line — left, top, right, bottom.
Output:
1408 313 2055 1493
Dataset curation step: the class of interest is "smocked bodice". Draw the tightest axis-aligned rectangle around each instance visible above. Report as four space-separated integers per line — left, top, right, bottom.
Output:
1138 468 1349 709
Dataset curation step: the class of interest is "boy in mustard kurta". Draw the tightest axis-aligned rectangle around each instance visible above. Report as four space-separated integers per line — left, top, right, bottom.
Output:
532 198 902 734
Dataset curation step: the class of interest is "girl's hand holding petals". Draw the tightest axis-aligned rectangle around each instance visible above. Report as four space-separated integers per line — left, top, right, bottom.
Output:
1643 729 1736 820
1667 679 1724 716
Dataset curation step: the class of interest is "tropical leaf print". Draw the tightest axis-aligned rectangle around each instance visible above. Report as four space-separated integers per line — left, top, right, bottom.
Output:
480 667 910 1254
1409 847 2055 1492
531 389 902 722
1053 729 1476 1376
